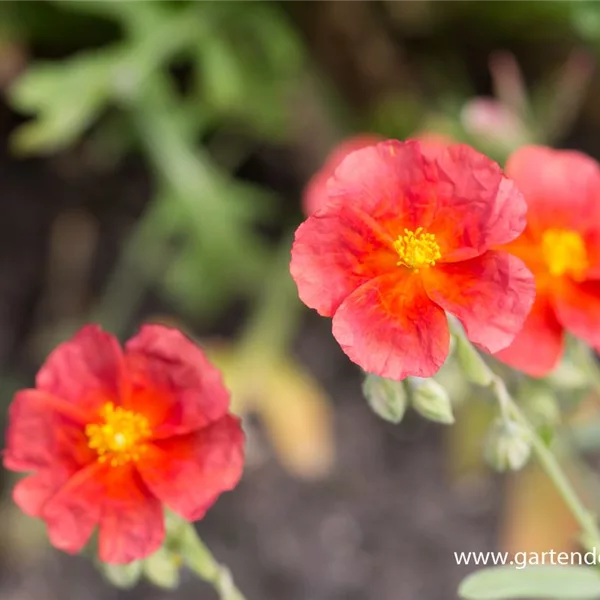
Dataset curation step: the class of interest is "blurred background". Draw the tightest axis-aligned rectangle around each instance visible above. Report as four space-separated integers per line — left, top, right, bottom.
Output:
1 1 600 599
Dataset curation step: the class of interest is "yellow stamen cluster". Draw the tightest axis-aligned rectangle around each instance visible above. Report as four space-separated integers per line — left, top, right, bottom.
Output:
542 228 588 280
394 227 441 272
86 402 151 467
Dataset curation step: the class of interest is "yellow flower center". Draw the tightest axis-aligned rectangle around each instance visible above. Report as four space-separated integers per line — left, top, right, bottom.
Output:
394 227 441 271
85 402 151 467
542 228 588 280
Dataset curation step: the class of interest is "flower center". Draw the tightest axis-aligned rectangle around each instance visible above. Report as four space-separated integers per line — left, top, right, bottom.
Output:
85 402 151 467
542 228 588 280
394 227 441 271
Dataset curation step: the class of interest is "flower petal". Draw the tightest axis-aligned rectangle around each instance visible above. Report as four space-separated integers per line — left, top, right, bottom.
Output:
554 279 600 350
138 415 244 521
290 199 400 317
124 325 230 438
494 295 564 377
429 144 527 261
505 145 600 235
422 250 535 353
36 325 125 417
41 463 104 555
13 472 67 517
331 272 450 380
3 389 94 473
327 140 438 232
303 135 381 216
98 465 164 564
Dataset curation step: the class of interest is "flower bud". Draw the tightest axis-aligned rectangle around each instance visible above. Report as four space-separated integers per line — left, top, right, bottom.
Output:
519 381 560 428
99 560 143 589
454 331 493 386
409 377 455 425
362 373 407 424
484 419 532 472
143 547 180 589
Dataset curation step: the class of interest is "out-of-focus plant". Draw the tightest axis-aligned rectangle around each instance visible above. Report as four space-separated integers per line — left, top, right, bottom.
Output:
1 1 336 596
5 0 336 485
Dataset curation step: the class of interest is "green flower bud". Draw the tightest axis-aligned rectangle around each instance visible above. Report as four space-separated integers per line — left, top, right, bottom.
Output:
519 381 560 429
362 373 407 424
484 419 532 472
143 547 181 589
454 331 493 386
409 377 455 425
99 559 143 589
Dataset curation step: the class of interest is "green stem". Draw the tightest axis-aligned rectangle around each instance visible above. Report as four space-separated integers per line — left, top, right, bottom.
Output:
494 374 600 549
451 320 600 549
178 522 246 600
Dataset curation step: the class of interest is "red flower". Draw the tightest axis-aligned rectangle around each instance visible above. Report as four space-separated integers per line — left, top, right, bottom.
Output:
291 139 534 380
3 324 244 564
494 146 600 376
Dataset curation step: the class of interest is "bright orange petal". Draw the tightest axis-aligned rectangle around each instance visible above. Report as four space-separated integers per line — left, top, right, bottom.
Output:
554 279 600 351
506 145 600 236
331 271 450 380
422 250 535 353
494 295 564 377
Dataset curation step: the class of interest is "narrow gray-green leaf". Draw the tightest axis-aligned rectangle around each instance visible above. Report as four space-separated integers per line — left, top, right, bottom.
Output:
459 566 600 600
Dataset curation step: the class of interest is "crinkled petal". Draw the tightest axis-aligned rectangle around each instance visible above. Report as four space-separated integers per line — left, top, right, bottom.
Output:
36 325 125 417
554 279 600 350
331 271 450 380
98 465 164 564
303 135 381 216
327 140 438 232
429 144 527 261
494 295 564 377
3 390 94 473
291 201 399 317
124 325 230 438
41 463 104 555
505 145 600 235
138 415 244 522
422 250 535 353
13 472 67 517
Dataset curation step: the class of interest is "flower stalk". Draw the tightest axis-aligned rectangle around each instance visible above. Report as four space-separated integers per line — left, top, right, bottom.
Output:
177 521 246 600
451 322 600 550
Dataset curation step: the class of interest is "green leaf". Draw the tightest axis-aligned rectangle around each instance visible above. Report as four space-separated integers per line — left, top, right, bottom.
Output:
459 566 600 600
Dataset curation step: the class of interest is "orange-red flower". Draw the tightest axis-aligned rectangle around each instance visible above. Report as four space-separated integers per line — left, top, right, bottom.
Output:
291 139 535 380
3 324 244 564
494 146 600 376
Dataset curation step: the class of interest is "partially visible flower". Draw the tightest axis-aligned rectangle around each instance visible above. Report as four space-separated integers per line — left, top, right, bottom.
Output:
291 139 535 381
303 135 381 216
494 146 600 376
3 324 244 564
